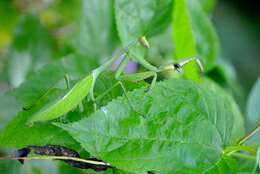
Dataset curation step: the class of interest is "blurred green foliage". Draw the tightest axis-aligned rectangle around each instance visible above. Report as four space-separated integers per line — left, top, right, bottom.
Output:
0 0 259 173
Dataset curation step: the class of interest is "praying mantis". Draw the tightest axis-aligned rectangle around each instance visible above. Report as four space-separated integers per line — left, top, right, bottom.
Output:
27 35 205 124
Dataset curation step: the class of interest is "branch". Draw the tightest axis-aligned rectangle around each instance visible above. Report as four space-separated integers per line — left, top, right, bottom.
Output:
230 152 256 161
238 123 260 145
0 155 110 166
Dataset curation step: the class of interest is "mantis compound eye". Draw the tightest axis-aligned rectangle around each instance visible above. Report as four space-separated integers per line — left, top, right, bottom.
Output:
173 63 182 72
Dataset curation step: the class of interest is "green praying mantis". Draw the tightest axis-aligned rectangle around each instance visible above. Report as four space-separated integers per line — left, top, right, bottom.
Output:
27 36 204 124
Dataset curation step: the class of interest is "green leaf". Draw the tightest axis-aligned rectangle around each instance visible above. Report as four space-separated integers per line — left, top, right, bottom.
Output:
0 159 59 174
7 15 54 87
57 78 244 173
79 71 148 117
115 0 173 45
256 146 260 172
167 156 238 174
59 163 114 174
71 0 117 60
198 0 217 14
0 1 19 50
94 71 147 106
172 0 219 76
247 77 260 124
0 90 79 148
0 93 21 131
28 73 93 124
61 54 98 80
12 63 66 109
246 78 260 145
257 147 260 170
147 27 173 62
53 0 82 24
205 156 237 174
115 0 173 70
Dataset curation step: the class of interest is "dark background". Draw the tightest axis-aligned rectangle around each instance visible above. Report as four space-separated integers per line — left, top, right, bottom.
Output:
214 0 260 93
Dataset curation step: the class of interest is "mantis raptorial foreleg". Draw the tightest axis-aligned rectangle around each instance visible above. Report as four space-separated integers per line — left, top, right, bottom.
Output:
115 54 158 92
118 71 157 91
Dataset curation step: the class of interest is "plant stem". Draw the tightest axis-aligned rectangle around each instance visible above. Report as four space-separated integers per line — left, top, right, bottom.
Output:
238 123 260 145
224 145 256 155
230 152 256 161
0 155 110 166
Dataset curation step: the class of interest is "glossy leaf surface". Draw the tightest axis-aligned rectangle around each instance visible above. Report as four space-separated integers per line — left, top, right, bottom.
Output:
57 79 244 173
173 0 219 74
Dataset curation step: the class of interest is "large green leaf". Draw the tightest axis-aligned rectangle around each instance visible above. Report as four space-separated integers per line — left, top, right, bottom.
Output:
257 147 260 171
94 71 147 106
79 71 148 117
172 0 219 74
115 0 173 70
170 156 238 174
198 0 217 14
61 54 98 80
71 0 117 60
12 63 66 109
0 1 19 50
115 0 173 44
246 78 260 145
247 77 260 124
53 0 82 24
7 15 54 87
0 89 79 149
205 156 237 174
0 93 21 131
0 159 58 174
57 78 244 173
28 73 93 124
172 0 198 80
9 55 96 119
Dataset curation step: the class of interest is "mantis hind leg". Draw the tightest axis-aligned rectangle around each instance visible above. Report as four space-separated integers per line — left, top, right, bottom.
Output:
95 80 145 117
118 81 146 117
